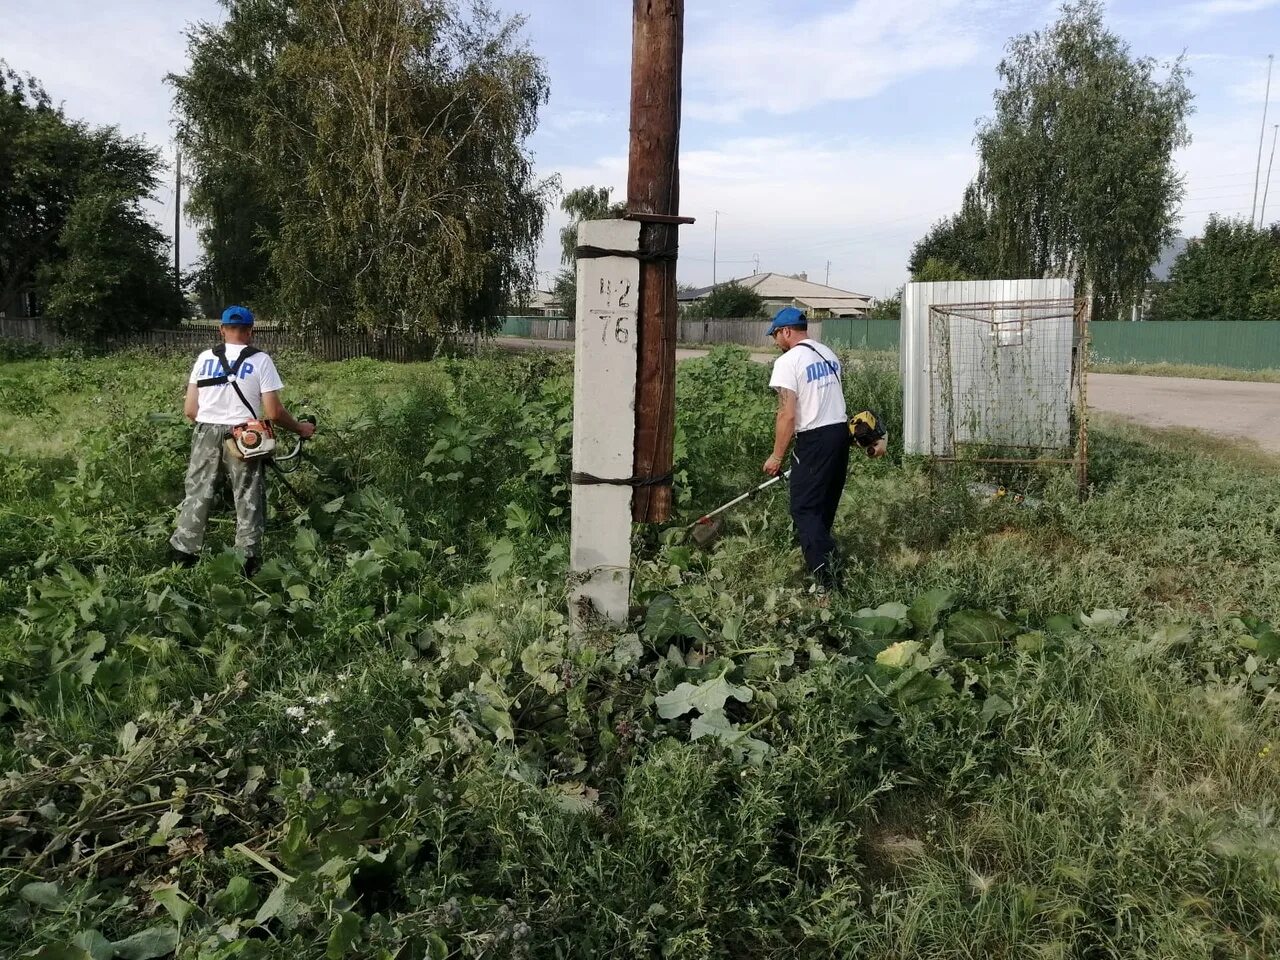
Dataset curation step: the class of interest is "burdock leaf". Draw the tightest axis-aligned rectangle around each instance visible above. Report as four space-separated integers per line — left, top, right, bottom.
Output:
655 674 753 719
908 589 955 633
110 924 179 960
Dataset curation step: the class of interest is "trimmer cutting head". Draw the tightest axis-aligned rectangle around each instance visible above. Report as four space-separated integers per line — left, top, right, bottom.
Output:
683 470 788 550
688 515 724 549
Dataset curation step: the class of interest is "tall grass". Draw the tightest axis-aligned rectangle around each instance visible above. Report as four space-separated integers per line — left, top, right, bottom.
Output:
1 348 1278 958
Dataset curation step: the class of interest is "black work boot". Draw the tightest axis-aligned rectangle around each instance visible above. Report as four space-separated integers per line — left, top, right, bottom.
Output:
243 555 262 579
169 547 199 568
816 559 840 589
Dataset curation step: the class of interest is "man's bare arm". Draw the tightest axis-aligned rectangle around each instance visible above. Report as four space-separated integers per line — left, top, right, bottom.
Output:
261 390 315 438
763 388 797 475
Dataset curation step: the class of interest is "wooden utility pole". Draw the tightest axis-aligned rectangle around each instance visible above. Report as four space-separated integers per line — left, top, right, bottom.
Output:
174 148 182 298
627 0 686 523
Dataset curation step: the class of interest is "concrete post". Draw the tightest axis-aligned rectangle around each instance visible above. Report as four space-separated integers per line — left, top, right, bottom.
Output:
570 219 642 627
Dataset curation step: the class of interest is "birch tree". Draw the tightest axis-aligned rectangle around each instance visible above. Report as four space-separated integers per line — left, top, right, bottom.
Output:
172 0 552 336
974 0 1192 317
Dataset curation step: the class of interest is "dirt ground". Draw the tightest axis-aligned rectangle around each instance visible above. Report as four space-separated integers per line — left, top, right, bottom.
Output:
1088 372 1280 454
494 338 1280 454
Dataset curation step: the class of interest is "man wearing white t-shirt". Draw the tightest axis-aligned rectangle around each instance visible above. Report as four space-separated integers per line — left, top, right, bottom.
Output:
763 307 885 589
169 305 315 575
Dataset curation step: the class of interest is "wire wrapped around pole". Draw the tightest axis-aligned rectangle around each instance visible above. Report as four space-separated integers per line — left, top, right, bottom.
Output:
574 244 677 263
571 471 673 488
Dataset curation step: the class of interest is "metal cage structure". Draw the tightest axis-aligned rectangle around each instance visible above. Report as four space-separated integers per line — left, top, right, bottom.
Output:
926 297 1089 492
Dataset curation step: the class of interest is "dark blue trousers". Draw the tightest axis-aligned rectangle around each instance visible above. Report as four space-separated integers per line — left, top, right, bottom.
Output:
789 422 850 576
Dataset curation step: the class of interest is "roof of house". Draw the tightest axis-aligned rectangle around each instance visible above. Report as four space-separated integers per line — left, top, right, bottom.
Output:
795 297 872 313
525 289 562 309
677 272 873 308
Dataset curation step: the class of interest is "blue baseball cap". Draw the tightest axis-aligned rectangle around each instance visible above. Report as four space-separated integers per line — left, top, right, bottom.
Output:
221 305 255 326
767 306 807 335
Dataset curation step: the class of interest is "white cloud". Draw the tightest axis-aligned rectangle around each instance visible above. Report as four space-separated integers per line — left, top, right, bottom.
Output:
1170 0 1280 28
1227 56 1277 105
683 0 991 121
544 107 616 133
1180 53 1275 104
540 99 1280 295
542 132 978 296
1174 112 1280 232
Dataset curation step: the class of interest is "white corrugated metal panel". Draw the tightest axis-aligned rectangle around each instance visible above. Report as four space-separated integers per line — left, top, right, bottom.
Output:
900 279 1075 455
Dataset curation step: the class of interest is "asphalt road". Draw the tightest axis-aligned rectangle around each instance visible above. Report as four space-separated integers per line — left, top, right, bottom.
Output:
1088 372 1280 453
493 338 1280 453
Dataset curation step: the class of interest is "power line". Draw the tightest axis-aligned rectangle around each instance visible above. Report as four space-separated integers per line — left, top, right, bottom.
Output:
1176 204 1258 217
1182 168 1268 183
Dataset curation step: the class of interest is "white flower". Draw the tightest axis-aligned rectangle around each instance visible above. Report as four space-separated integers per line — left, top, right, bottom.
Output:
320 729 336 747
285 706 306 719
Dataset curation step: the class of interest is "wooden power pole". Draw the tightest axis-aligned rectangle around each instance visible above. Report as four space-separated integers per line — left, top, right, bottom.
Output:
174 148 182 299
627 0 687 523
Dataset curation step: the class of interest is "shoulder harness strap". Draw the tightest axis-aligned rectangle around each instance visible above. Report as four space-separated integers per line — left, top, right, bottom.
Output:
195 344 263 419
796 341 840 380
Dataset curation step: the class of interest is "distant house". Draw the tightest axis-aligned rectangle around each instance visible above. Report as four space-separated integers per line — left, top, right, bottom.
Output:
520 289 564 317
678 272 873 317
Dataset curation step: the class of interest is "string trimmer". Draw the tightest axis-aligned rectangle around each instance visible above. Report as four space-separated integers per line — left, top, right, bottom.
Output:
684 469 790 549
264 415 317 505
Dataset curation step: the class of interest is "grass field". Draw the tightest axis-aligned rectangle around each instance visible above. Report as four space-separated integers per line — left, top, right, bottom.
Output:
2 347 1279 959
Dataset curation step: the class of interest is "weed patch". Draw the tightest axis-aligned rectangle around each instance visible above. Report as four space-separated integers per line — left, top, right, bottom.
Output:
2 349 1279 958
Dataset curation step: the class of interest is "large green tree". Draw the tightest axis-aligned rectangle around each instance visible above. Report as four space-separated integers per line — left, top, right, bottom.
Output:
171 0 552 336
972 0 1192 317
867 288 902 320
550 184 626 321
683 282 766 319
1149 217 1280 321
558 185 626 264
907 188 999 280
0 62 180 336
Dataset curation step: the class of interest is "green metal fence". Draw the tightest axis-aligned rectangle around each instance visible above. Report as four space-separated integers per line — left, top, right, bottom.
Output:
1088 321 1280 371
500 315 538 337
822 317 901 351
821 318 1280 371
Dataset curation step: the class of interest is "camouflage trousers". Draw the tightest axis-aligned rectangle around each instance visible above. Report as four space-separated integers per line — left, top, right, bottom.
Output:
170 423 267 557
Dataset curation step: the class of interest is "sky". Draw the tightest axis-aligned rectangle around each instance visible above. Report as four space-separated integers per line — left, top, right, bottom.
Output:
2 0 1278 299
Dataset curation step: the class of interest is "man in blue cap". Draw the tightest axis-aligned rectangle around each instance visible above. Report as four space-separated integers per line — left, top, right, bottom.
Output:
169 305 315 575
763 306 885 591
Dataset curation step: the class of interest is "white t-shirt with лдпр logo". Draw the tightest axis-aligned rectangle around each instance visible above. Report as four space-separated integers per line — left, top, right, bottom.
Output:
768 338 847 434
188 344 284 426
